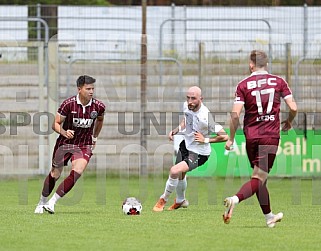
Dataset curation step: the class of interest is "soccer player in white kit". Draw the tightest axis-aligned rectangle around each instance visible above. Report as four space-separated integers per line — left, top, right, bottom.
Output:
153 86 228 212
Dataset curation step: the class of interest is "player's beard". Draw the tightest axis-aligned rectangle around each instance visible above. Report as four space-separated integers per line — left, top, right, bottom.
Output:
188 102 200 112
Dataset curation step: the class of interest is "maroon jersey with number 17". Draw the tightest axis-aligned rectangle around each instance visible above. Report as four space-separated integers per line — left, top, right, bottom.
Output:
55 95 105 147
234 71 293 139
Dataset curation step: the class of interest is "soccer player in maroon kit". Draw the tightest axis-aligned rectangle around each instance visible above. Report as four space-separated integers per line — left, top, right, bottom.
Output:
35 75 105 214
223 50 297 227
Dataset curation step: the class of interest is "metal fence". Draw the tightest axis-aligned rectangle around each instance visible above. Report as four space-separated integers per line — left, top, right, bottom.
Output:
1 4 321 175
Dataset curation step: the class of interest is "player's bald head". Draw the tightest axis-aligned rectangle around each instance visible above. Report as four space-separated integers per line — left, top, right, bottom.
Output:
187 86 202 98
186 86 203 112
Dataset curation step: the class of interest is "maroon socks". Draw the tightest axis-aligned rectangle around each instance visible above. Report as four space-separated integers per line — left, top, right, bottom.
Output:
56 170 82 197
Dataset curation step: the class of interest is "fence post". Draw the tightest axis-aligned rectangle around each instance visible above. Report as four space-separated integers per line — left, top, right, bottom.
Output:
48 37 59 168
171 3 175 52
38 42 46 174
286 42 292 86
198 41 205 88
37 4 41 41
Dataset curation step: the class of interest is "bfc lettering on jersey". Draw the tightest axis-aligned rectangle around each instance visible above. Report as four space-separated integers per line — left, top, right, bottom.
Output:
245 77 278 122
246 77 277 90
73 118 94 128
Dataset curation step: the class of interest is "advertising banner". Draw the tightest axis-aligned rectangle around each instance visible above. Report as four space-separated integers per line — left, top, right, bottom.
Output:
188 129 321 177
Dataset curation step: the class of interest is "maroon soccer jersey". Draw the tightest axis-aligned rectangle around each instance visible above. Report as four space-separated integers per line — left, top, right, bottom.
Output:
234 71 293 139
55 95 105 146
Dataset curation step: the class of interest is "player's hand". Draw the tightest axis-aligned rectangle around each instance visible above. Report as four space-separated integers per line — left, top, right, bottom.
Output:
281 119 292 131
168 130 175 141
194 131 205 143
225 139 234 150
91 136 98 150
169 127 180 141
65 129 75 139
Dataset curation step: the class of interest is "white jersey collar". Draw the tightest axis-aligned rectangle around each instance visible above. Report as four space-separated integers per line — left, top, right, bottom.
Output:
76 94 92 113
76 94 92 107
250 70 269 76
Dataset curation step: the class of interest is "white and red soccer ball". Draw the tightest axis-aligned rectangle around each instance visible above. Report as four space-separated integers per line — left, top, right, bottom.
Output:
122 197 142 215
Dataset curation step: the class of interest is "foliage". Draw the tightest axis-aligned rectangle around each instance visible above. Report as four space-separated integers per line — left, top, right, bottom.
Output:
0 0 111 5
2 0 321 6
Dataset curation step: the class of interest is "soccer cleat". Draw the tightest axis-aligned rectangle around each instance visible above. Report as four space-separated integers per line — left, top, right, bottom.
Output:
266 212 283 228
223 197 235 224
43 200 55 214
167 199 189 211
152 198 166 212
34 204 45 214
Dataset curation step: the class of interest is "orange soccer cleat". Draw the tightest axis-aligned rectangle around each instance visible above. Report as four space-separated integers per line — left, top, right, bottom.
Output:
152 198 166 212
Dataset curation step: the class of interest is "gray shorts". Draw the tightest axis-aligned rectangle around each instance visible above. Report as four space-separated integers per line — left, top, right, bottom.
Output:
175 140 209 171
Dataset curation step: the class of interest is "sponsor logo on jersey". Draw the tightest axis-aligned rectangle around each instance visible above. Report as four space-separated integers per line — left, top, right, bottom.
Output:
73 118 93 128
90 111 98 119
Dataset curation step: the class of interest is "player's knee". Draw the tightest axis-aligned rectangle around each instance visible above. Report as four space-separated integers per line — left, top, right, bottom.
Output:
50 169 61 180
169 167 180 178
252 166 268 183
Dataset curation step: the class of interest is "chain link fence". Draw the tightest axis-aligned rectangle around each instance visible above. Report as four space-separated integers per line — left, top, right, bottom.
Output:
1 4 321 175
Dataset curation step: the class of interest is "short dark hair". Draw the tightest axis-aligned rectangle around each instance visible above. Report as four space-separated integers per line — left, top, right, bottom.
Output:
76 75 96 87
250 50 268 68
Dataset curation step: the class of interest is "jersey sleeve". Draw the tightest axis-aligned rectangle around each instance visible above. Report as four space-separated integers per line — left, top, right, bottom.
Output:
280 79 293 99
98 102 106 116
57 100 69 117
94 99 106 116
208 111 223 134
234 83 245 104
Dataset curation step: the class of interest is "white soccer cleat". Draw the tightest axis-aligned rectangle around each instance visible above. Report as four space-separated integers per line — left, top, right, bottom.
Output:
266 212 283 228
34 204 45 214
43 200 55 214
223 197 235 224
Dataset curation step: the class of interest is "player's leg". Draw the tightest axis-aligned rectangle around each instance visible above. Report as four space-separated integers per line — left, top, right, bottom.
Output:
223 139 266 223
35 145 64 214
34 167 63 214
255 139 283 227
174 143 188 205
224 138 281 225
256 181 282 227
43 146 91 214
168 172 189 210
43 159 87 214
167 151 209 210
153 161 189 212
175 172 188 203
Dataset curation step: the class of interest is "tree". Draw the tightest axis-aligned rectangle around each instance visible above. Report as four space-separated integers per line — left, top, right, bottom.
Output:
0 0 110 5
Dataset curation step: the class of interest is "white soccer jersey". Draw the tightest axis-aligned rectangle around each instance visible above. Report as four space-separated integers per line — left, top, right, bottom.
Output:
182 102 223 155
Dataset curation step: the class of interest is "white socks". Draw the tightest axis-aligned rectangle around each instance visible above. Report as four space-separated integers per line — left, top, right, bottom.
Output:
161 177 178 201
39 195 48 205
231 195 240 205
49 193 61 205
264 212 274 221
176 177 187 203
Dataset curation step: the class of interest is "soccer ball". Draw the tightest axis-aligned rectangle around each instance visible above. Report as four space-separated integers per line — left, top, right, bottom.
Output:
122 197 142 215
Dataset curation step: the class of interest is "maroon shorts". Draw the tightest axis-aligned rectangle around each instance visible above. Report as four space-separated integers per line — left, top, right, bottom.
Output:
52 144 93 168
246 138 279 173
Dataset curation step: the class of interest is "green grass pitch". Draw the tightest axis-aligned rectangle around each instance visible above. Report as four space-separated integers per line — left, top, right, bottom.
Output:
1 175 321 251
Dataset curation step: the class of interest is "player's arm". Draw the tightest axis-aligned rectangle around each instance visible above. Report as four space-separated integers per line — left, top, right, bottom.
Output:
92 114 104 141
225 103 243 150
91 115 104 150
194 128 228 143
194 112 228 143
52 112 74 139
169 118 185 141
211 128 228 143
281 96 298 131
